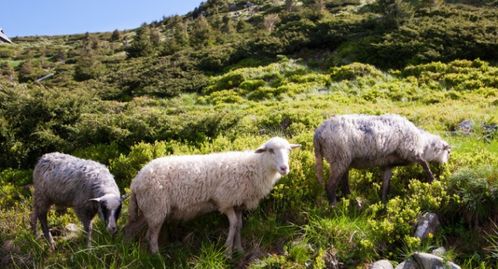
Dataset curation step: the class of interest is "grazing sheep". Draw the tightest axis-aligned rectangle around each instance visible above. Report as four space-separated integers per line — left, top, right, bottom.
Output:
124 137 300 255
30 152 122 249
314 114 450 204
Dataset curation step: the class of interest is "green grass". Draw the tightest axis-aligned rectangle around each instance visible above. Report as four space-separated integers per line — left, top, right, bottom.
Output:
1 29 498 268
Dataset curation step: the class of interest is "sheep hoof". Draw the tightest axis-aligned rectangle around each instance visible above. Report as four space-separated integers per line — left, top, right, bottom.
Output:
224 248 233 258
327 195 337 207
49 242 56 252
235 246 245 254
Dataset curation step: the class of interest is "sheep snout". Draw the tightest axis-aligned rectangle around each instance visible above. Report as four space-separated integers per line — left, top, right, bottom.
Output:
278 165 289 175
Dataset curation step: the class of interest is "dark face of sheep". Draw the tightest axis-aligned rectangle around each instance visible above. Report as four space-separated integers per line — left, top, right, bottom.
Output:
255 137 301 175
424 136 451 163
90 194 122 235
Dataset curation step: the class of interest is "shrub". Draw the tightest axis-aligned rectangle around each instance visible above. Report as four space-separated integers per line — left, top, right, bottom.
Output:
189 244 228 269
74 50 105 81
330 63 384 81
109 141 168 189
367 180 454 258
270 148 322 211
240 79 266 91
304 208 376 265
447 165 498 226
203 90 244 105
0 169 32 207
204 72 245 93
71 143 122 165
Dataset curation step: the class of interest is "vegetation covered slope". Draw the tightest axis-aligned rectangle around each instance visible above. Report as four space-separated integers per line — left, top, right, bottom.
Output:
0 0 497 268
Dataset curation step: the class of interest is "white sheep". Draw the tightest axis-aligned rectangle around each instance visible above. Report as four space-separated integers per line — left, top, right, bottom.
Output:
314 114 450 204
124 137 300 255
31 152 122 249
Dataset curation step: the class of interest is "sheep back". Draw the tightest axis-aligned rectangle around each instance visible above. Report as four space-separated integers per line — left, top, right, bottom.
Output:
33 152 119 207
315 114 427 168
131 151 278 221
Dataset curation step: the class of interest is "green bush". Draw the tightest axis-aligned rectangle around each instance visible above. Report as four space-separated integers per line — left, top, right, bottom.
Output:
304 208 375 264
240 79 266 91
204 72 245 93
447 165 498 226
271 148 322 211
367 180 454 258
367 6 498 67
71 143 122 165
330 62 384 81
0 169 32 207
109 141 168 189
203 90 244 105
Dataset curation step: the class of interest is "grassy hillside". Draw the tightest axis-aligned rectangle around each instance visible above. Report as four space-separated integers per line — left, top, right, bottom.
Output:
1 0 498 268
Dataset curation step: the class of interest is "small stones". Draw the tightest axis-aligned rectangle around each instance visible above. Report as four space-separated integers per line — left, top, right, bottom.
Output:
412 252 461 269
414 212 440 239
431 246 446 257
457 120 473 135
395 259 417 269
371 259 393 269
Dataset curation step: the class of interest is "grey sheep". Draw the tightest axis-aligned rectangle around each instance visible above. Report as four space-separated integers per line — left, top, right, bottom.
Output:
314 114 450 204
30 152 122 249
124 137 300 255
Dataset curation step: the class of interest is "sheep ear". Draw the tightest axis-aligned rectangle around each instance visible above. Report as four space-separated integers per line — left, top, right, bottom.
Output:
255 146 267 153
290 144 301 149
89 197 102 203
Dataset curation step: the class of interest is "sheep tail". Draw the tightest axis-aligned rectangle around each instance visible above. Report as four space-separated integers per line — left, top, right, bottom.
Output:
313 132 325 186
124 192 144 241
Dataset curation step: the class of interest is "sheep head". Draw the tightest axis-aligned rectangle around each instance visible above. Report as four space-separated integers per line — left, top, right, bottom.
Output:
89 194 122 235
255 137 301 175
423 134 451 163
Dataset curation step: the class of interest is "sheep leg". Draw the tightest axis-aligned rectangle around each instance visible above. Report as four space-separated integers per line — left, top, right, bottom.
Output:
75 208 95 248
326 173 341 206
124 214 146 241
326 164 348 205
381 167 393 203
38 209 55 250
418 159 434 182
234 207 244 253
30 206 39 237
146 220 164 254
83 220 93 248
224 207 238 256
326 173 340 205
340 169 350 197
143 209 167 254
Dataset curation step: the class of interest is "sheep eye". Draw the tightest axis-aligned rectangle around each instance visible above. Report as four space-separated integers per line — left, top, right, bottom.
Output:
269 149 274 154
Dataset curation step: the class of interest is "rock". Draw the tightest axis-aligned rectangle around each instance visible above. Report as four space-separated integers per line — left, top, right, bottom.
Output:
371 259 393 269
394 259 417 269
483 123 497 133
412 252 461 269
65 223 79 233
237 247 265 269
1 240 20 254
431 246 446 257
62 223 80 240
323 248 341 269
1 240 20 268
458 120 473 135
414 212 440 239
482 123 497 142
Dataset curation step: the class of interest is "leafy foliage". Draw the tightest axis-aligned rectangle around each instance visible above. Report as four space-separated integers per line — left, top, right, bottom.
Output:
1 0 498 267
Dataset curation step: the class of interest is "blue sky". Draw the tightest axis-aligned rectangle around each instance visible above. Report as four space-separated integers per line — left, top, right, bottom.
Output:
1 0 204 37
